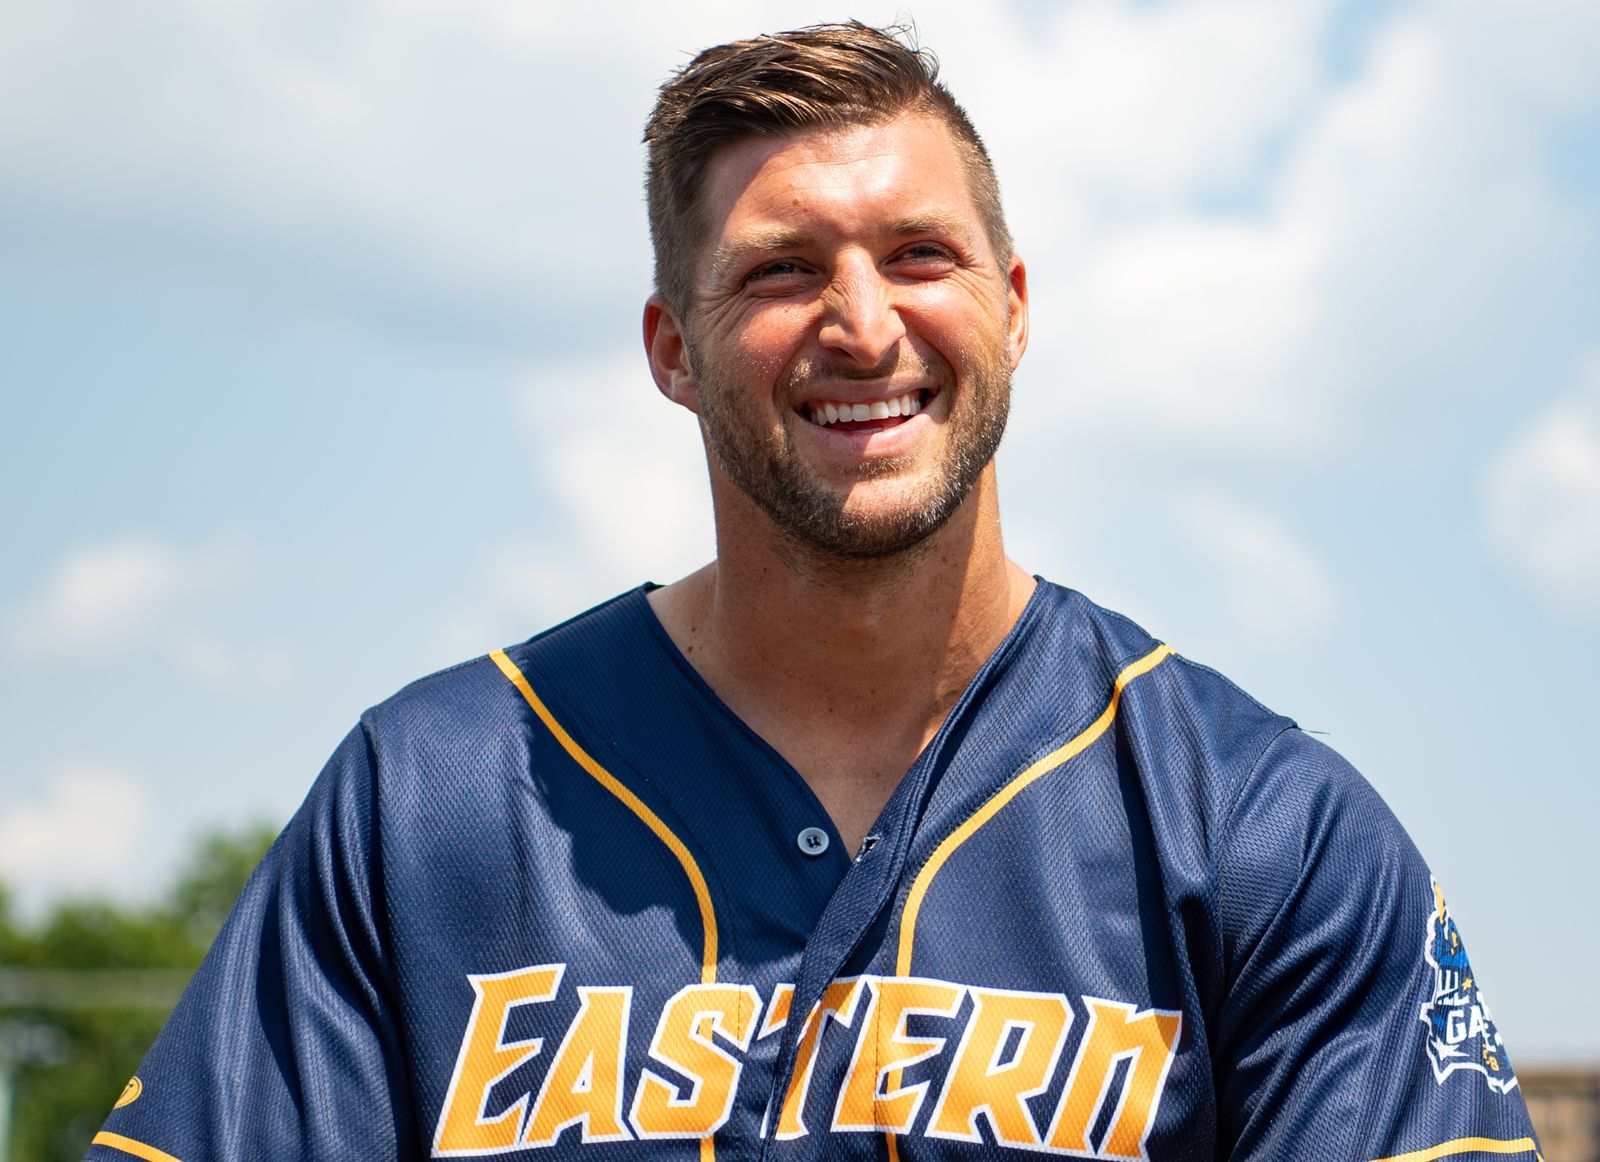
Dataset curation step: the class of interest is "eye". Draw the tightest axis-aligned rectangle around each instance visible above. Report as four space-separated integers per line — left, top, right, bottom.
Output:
892 242 958 273
743 259 809 286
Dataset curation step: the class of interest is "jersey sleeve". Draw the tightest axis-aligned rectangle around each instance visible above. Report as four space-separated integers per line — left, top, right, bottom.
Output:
1210 728 1540 1162
84 723 417 1162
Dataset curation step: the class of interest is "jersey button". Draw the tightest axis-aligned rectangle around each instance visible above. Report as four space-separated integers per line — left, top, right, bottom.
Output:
796 827 830 857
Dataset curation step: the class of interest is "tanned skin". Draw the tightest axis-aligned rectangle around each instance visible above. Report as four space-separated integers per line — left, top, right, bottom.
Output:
643 114 1033 854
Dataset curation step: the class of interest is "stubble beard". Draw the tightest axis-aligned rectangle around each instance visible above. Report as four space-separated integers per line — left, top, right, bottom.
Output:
688 342 1013 562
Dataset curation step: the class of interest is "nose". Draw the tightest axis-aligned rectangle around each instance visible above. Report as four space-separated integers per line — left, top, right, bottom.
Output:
817 253 906 368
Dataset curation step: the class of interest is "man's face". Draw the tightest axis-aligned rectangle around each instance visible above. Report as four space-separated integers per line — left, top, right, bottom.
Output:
657 113 1028 559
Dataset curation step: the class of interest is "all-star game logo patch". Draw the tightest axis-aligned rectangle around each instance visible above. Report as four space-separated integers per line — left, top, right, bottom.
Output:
1420 879 1517 1093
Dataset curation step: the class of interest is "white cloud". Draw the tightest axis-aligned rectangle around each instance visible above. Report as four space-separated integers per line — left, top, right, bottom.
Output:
1485 357 1600 614
0 762 152 912
0 0 889 338
990 0 1337 227
8 0 1599 643
1002 0 1599 472
5 535 294 687
1179 491 1335 647
6 537 227 658
434 357 715 657
6 0 1594 444
1023 218 1326 450
1270 3 1594 406
519 356 715 586
168 635 296 691
341 0 1600 655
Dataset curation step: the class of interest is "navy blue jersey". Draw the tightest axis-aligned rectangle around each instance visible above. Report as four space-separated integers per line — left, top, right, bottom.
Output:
87 582 1539 1161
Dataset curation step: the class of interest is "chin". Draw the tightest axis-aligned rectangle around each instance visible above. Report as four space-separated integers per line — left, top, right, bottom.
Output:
775 484 972 561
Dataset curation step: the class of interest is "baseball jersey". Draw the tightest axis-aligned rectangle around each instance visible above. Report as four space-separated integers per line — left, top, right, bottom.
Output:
86 581 1540 1161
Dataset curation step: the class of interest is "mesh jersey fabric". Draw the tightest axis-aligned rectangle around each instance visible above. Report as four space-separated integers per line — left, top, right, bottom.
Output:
85 581 1540 1161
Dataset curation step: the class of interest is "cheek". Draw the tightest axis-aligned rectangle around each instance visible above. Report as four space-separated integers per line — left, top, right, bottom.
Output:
716 307 812 382
905 290 1009 356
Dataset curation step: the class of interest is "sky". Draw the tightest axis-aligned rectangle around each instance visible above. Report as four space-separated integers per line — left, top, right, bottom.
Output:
1 0 1597 1062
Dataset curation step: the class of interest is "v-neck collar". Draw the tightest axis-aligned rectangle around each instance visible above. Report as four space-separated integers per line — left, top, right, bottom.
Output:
624 582 1055 1145
627 579 1051 860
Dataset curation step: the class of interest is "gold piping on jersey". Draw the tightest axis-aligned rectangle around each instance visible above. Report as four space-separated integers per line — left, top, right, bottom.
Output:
90 1132 185 1162
491 649 728 1162
491 648 720 984
1368 1136 1540 1162
896 642 1174 977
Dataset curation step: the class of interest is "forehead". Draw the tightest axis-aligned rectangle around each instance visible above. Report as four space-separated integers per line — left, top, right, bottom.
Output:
697 114 984 259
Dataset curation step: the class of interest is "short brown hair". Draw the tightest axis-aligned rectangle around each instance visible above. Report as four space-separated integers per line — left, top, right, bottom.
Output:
643 21 1012 318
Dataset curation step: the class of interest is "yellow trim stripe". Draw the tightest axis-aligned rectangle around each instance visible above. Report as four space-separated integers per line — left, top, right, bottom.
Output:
896 642 1174 976
1369 1137 1539 1162
490 649 719 984
91 1133 185 1162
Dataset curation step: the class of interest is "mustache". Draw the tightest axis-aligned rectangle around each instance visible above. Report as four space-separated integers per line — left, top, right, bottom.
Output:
780 347 947 389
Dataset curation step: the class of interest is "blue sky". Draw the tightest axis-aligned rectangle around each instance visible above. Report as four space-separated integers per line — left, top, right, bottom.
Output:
2 0 1597 1062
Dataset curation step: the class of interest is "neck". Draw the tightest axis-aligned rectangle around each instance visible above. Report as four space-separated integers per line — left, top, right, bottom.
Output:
650 467 1035 749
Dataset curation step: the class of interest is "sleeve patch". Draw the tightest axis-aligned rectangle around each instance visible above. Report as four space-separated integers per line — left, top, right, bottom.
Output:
113 1076 142 1109
1420 880 1518 1094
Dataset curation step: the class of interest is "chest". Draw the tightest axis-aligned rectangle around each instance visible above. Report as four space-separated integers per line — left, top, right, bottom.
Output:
379 693 1221 1160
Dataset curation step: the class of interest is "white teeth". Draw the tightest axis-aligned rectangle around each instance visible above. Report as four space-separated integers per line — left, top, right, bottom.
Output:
806 392 925 425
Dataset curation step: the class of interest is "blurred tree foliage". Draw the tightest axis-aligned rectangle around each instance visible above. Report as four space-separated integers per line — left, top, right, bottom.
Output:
0 824 278 1161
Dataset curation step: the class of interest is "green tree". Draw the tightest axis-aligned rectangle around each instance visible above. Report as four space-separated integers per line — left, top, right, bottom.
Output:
0 823 279 1162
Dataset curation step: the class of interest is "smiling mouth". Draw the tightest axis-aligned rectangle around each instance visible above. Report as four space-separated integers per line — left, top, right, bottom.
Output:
802 389 929 430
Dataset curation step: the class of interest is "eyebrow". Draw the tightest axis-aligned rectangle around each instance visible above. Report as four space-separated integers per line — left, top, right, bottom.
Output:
707 213 977 284
708 228 809 283
882 212 974 241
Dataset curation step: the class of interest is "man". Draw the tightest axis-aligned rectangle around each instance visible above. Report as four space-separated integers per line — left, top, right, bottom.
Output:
88 22 1539 1162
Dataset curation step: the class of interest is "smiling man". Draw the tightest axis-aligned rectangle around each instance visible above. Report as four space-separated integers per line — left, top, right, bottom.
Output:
87 22 1540 1162
641 99 1032 855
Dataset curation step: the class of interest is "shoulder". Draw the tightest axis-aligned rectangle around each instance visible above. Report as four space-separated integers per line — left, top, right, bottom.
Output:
344 587 653 789
1063 582 1403 855
1030 581 1285 721
1029 581 1297 802
1034 581 1408 886
1217 726 1423 938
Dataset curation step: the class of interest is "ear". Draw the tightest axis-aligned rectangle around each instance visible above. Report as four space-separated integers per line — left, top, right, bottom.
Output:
1005 253 1030 371
643 294 699 413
